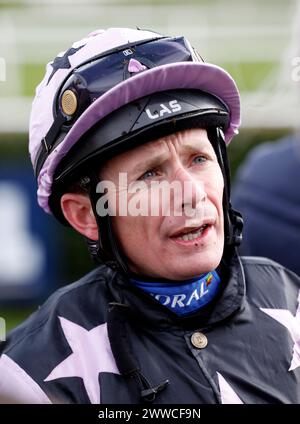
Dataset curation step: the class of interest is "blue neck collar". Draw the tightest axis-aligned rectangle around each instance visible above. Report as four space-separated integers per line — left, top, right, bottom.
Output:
130 271 221 316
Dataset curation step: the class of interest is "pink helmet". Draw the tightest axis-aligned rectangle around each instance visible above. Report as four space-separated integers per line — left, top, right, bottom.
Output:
29 27 241 217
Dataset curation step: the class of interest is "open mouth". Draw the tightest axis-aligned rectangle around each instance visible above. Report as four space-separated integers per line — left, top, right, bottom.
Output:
171 224 210 241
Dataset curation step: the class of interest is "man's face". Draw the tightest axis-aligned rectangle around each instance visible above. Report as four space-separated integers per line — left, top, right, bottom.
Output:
100 128 224 280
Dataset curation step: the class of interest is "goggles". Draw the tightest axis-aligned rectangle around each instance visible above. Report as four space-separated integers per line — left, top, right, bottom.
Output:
34 36 202 177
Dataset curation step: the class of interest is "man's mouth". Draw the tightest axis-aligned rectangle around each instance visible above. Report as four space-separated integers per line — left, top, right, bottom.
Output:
175 224 210 241
170 221 213 242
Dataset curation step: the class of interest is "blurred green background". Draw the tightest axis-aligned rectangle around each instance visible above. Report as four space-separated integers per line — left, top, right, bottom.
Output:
0 0 299 332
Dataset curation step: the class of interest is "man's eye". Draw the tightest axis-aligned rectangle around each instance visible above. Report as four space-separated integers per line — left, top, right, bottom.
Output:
139 169 156 180
192 155 206 165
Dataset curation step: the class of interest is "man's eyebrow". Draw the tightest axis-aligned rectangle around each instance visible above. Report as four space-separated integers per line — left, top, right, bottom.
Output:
130 154 167 176
180 143 207 154
129 141 209 176
180 141 215 158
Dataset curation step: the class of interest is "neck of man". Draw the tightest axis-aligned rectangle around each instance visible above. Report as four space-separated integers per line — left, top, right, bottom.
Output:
129 270 221 316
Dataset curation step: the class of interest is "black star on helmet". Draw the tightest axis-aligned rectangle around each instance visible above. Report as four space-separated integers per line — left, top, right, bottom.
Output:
47 45 84 84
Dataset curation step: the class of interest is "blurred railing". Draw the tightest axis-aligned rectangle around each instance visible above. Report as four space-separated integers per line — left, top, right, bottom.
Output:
0 0 299 134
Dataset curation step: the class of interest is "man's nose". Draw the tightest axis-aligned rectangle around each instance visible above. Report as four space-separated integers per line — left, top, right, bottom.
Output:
172 166 207 214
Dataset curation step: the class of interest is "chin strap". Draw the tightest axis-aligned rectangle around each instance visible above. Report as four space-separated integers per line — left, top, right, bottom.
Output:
207 127 243 248
227 206 243 247
85 171 130 275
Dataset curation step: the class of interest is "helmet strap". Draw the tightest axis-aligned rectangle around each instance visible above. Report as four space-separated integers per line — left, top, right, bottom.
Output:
206 127 243 248
86 171 130 276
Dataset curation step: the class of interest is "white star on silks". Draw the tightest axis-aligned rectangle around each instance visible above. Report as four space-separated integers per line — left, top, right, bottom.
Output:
44 317 120 403
260 290 300 371
217 372 244 404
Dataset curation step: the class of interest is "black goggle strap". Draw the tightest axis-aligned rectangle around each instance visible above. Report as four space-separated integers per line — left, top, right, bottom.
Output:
34 113 67 178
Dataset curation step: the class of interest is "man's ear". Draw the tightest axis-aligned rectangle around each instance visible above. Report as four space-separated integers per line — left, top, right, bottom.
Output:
61 193 98 241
